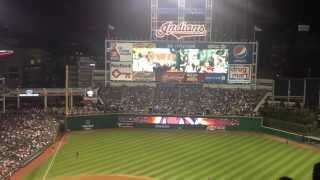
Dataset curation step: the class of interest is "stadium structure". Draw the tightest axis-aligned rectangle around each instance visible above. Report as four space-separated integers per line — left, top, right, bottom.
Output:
1 0 320 180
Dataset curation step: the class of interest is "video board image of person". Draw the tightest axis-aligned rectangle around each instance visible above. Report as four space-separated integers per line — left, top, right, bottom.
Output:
133 48 176 72
132 48 228 74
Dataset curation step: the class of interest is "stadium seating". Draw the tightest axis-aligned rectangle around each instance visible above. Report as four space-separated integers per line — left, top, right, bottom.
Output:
0 108 58 180
100 85 267 116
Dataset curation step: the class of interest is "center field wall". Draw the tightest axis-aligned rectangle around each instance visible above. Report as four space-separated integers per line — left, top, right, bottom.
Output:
65 114 304 142
65 114 261 131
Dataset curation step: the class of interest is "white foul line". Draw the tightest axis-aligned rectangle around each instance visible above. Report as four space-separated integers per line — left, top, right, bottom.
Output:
42 135 65 180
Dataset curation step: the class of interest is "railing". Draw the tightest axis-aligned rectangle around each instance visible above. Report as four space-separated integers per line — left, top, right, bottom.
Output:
254 92 272 113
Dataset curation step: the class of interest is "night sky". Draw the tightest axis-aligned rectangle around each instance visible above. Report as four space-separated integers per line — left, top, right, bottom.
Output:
0 0 320 78
0 0 150 47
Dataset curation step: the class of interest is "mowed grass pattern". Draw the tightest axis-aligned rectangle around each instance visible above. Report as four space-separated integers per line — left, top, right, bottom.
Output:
25 129 320 180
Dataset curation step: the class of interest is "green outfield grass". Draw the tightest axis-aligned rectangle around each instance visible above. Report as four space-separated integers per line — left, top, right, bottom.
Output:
25 129 320 180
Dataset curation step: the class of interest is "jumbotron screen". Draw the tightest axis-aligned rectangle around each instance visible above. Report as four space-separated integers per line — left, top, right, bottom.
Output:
141 116 239 126
132 48 228 74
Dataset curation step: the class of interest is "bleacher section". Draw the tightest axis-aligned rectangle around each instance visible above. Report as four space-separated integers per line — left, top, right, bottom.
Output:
99 84 267 116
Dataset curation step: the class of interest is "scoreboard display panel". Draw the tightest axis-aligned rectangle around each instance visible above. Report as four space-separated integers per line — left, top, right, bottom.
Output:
107 41 256 84
132 48 229 74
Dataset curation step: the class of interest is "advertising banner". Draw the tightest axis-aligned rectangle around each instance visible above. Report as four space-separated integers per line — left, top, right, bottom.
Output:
139 116 240 128
203 73 227 83
229 44 252 64
110 43 133 61
228 64 251 83
160 72 185 82
132 72 155 81
133 43 156 48
184 73 200 82
110 62 133 81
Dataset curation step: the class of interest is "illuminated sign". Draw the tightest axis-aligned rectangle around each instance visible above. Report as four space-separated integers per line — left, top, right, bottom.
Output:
228 64 251 83
156 21 207 39
86 90 94 97
0 50 14 57
110 62 133 81
19 89 39 97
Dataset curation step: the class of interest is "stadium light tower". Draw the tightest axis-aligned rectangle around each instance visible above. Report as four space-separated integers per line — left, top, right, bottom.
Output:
89 63 96 87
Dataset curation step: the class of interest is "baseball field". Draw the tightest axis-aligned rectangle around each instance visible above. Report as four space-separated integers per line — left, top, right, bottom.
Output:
23 129 320 180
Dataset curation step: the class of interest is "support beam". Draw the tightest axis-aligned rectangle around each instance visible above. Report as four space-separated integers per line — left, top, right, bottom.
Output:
17 96 20 109
70 88 73 111
43 88 47 110
2 96 5 113
65 65 69 116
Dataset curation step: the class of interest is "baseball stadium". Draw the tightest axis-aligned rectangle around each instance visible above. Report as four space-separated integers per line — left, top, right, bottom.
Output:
1 0 320 180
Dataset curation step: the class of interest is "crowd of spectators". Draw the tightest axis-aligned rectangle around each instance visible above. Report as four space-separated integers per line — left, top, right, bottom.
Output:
0 108 58 180
101 84 266 116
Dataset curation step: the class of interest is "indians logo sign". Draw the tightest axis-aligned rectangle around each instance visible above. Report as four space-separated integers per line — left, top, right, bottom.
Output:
156 21 207 39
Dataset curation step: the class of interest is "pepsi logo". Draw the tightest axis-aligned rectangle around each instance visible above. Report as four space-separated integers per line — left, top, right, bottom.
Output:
233 45 248 59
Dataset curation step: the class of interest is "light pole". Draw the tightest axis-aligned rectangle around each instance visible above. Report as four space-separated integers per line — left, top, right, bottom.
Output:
89 63 96 87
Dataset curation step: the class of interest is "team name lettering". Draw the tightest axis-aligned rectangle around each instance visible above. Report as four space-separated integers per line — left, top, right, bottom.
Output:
156 21 207 39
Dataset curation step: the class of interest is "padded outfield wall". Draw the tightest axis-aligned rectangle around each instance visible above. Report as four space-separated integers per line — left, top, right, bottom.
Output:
65 114 304 142
65 114 261 131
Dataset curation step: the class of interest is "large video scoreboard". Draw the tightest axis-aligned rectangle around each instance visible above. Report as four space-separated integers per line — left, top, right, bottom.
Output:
105 41 257 84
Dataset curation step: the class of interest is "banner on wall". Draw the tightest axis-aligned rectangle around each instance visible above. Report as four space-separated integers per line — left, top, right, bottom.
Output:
185 73 200 82
133 43 156 48
203 73 227 83
229 44 252 64
139 116 240 129
133 72 155 81
110 43 133 61
110 62 133 81
228 64 251 83
160 72 185 82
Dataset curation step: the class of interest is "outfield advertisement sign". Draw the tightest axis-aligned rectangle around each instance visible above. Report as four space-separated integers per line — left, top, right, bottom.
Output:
228 64 251 83
133 43 156 49
110 62 133 81
133 72 155 81
139 116 240 127
81 119 94 130
159 72 185 82
184 73 200 82
110 42 133 61
203 73 227 83
229 44 252 64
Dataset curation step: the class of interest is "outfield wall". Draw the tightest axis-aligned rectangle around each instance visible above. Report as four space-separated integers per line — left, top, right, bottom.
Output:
65 114 304 142
65 114 261 131
66 114 118 130
261 126 305 142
